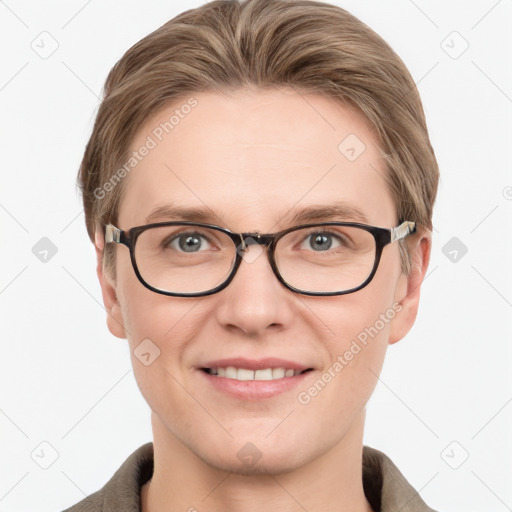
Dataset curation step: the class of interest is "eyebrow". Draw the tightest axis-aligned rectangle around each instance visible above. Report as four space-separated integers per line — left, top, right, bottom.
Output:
284 202 369 224
145 204 223 224
144 201 369 227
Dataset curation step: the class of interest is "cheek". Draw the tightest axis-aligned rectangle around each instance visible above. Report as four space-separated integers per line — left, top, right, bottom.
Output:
291 300 395 454
116 270 203 396
306 277 399 357
319 297 393 383
299 256 402 406
120 295 210 442
115 247 203 346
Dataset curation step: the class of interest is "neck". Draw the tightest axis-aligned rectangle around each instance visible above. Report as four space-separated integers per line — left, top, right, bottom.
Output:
141 411 373 512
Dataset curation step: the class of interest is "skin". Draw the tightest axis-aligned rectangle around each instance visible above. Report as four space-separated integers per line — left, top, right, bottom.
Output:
94 87 431 512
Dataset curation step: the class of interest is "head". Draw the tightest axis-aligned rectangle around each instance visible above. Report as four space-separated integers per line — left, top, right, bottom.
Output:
79 0 438 474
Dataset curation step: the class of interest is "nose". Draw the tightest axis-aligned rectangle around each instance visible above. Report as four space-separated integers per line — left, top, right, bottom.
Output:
213 244 295 336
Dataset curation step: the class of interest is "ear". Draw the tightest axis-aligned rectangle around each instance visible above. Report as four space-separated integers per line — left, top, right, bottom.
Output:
388 228 431 345
94 229 127 339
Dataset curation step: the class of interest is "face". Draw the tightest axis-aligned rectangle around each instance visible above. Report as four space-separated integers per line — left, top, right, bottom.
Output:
97 87 428 474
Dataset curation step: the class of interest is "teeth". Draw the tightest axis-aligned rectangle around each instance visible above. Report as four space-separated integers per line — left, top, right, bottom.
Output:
237 368 254 381
225 366 237 379
207 366 302 381
272 368 285 379
255 368 273 380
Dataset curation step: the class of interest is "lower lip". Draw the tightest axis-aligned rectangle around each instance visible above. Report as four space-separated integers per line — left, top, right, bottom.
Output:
198 369 313 400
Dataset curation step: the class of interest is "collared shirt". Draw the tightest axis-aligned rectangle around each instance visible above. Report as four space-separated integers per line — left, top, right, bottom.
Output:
62 443 438 512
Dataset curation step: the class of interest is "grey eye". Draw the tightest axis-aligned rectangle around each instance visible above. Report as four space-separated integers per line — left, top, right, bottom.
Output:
166 232 211 252
179 234 203 252
303 232 346 251
309 233 333 251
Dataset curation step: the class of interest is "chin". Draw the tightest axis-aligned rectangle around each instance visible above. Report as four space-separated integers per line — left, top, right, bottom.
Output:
190 429 321 477
200 447 309 476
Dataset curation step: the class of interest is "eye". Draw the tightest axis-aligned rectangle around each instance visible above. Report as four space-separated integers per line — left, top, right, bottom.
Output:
166 232 212 253
301 231 347 252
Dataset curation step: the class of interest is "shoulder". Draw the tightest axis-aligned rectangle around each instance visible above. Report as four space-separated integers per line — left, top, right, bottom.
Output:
61 442 154 512
362 445 439 512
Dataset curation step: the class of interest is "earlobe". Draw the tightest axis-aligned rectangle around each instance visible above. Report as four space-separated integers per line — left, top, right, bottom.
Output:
94 229 127 339
388 229 432 345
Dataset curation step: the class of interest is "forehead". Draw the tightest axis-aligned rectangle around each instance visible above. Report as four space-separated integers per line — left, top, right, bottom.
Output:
118 88 396 230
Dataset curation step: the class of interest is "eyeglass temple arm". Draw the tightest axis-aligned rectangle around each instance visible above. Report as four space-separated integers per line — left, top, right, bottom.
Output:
390 221 416 243
105 224 121 243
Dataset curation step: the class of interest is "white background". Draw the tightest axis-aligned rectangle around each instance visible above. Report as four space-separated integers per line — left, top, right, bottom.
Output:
1 1 511 511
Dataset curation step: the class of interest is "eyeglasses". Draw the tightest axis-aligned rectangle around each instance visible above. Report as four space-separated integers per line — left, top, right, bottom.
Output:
104 220 416 297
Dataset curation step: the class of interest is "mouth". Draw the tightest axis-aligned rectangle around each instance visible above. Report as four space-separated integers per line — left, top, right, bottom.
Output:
198 358 315 400
201 366 314 381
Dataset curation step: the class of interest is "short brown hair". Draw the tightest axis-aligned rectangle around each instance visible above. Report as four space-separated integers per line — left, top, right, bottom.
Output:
78 0 439 279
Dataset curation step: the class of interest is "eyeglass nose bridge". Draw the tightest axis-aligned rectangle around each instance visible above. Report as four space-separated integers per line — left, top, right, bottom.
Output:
231 232 281 287
236 232 275 252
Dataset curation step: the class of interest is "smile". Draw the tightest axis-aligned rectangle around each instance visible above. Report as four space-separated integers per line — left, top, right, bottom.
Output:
198 359 315 400
203 367 312 381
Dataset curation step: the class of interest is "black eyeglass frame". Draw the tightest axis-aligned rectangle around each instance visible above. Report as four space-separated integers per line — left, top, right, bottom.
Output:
105 220 416 297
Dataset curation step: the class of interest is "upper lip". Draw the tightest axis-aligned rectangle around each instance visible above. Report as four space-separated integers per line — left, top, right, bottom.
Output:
200 357 312 371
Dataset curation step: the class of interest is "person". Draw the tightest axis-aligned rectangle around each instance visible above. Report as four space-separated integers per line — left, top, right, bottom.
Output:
64 0 439 510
